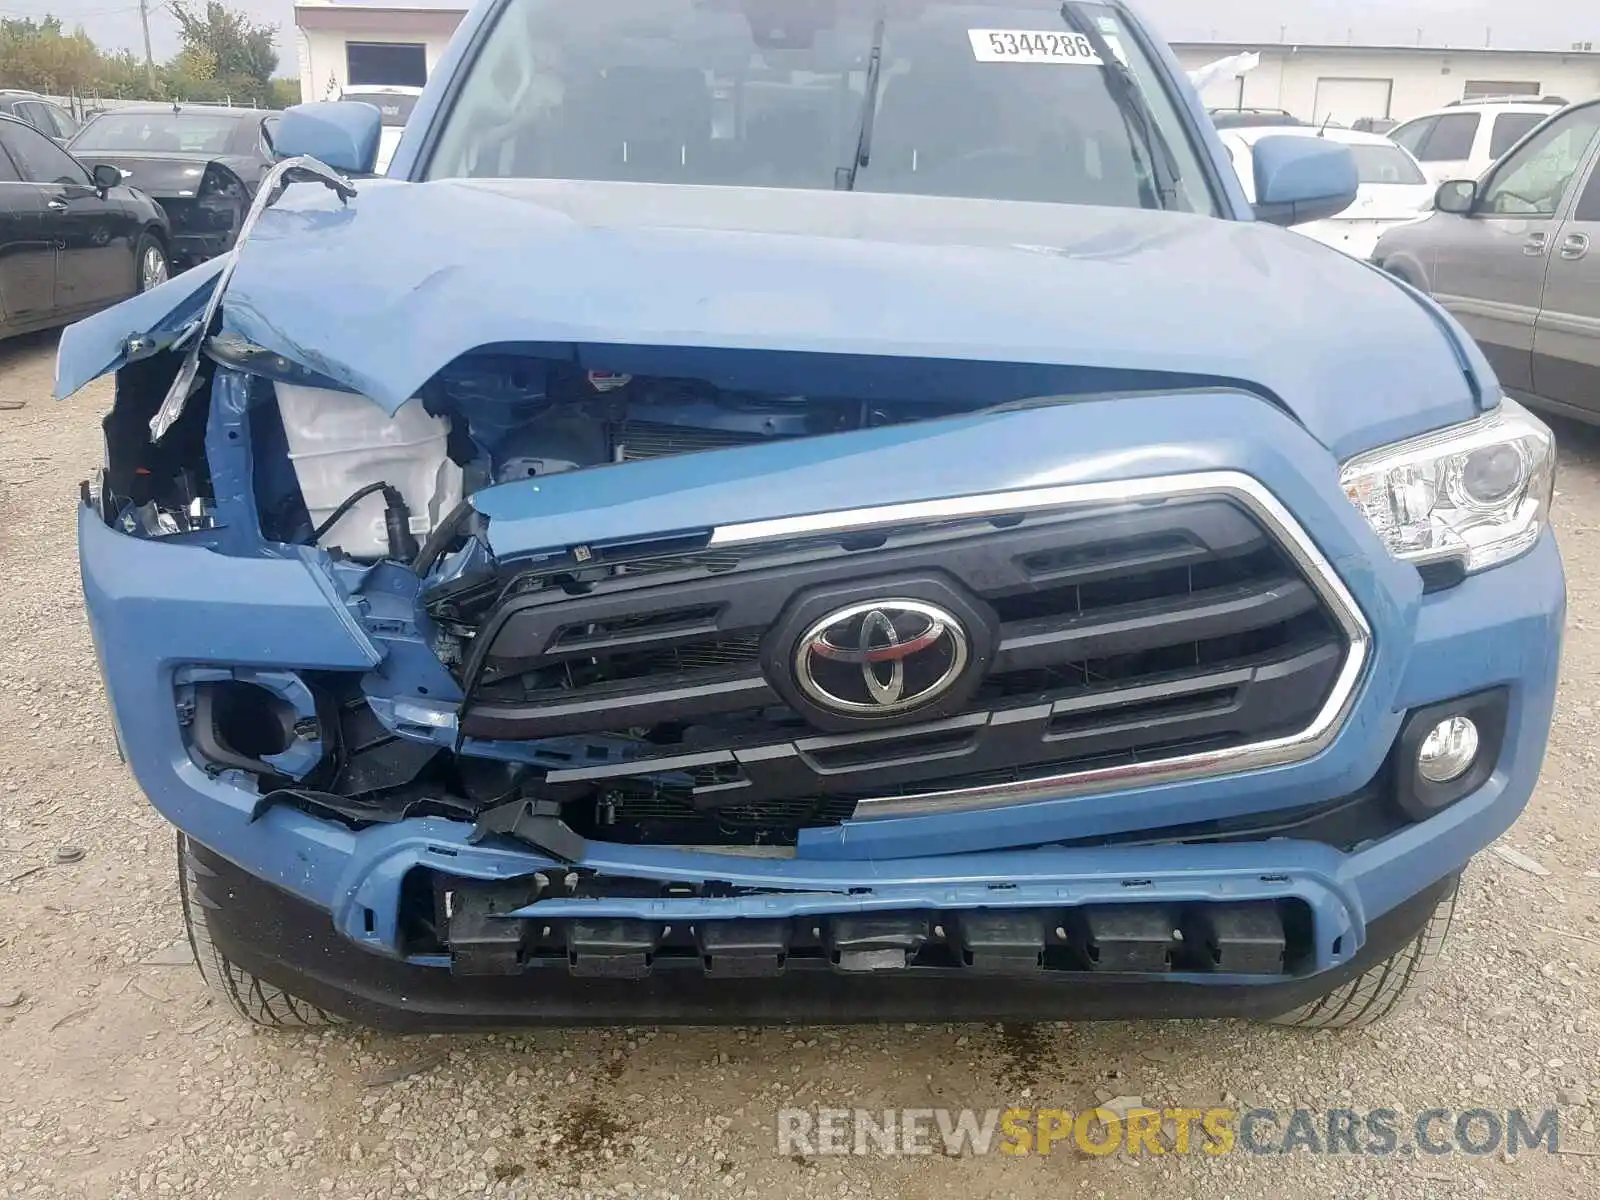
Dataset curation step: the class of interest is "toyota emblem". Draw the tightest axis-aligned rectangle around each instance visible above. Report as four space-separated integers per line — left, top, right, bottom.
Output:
792 599 970 717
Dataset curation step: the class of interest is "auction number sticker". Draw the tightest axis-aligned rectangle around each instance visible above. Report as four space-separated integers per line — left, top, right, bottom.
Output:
968 29 1103 64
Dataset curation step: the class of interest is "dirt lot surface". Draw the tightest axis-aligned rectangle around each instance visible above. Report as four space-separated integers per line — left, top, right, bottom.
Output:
2 330 1599 1199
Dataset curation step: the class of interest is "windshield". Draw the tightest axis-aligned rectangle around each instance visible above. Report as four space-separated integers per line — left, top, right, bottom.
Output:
71 112 243 154
347 91 420 127
1347 143 1425 185
424 0 1218 214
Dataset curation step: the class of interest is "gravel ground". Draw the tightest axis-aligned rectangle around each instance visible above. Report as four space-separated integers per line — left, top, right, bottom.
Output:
2 330 1599 1200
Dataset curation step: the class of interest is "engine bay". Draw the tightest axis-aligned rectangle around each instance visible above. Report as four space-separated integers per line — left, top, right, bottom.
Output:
438 355 900 482
93 341 1201 849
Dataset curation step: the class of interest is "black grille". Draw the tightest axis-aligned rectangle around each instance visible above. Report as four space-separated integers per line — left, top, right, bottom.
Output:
443 498 1348 844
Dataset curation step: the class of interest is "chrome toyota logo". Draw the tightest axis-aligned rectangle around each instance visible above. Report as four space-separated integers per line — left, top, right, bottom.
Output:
793 599 969 716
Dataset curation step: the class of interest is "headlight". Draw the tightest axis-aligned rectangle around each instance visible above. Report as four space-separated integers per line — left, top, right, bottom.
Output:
1339 399 1554 573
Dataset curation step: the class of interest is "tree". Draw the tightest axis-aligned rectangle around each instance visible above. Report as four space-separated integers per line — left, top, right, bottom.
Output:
95 49 158 98
0 16 102 94
164 45 218 101
168 1 278 89
0 8 296 108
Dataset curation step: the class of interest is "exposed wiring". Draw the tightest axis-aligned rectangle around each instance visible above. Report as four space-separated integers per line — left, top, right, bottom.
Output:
411 496 474 575
308 480 419 561
308 480 390 544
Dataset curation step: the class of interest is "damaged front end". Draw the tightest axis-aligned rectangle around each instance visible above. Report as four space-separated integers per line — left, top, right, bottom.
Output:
66 161 1557 1022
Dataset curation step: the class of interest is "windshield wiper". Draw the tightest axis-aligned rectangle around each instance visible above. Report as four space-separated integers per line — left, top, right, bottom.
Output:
835 13 887 191
1057 2 1181 209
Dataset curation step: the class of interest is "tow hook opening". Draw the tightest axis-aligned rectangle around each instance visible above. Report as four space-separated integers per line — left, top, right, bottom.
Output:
192 681 298 774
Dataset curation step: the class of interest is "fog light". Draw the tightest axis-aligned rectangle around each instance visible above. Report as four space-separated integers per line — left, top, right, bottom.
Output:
1393 691 1505 823
1417 716 1479 783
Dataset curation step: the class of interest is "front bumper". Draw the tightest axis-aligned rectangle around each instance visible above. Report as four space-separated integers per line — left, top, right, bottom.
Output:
188 835 1461 1028
75 380 1561 1017
81 482 1564 1020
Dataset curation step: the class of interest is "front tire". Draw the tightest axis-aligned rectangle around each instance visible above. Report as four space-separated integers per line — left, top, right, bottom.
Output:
1267 881 1457 1030
177 833 343 1028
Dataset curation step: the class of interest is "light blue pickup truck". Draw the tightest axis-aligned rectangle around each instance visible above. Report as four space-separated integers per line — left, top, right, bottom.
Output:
59 0 1563 1032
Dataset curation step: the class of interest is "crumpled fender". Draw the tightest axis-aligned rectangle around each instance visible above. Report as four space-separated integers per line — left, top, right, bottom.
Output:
54 255 224 401
55 154 355 422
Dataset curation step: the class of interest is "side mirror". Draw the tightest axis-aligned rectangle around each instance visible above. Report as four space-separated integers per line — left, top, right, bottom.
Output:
272 101 381 174
90 163 121 192
1434 179 1478 215
1249 135 1359 226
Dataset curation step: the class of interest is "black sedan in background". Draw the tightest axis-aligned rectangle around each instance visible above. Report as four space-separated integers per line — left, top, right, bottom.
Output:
0 113 170 342
67 104 280 269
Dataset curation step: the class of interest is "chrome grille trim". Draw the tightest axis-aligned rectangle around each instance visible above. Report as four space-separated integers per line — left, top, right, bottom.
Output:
711 471 1372 820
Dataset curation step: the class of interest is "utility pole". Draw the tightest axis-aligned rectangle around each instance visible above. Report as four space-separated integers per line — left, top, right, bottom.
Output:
138 0 156 90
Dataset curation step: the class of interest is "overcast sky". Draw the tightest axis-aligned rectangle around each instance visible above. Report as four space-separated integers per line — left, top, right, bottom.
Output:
21 0 1600 77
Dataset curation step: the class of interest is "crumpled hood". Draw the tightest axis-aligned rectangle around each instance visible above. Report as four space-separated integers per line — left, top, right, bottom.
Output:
57 176 1492 456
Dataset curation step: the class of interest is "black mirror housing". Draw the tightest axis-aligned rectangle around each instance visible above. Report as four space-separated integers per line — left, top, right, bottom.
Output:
91 163 122 192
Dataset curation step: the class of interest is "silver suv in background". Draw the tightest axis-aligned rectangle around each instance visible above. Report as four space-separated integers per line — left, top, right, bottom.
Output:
1373 99 1600 423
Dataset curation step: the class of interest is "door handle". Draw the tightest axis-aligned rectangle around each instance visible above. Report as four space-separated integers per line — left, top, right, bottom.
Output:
1559 232 1591 260
45 198 67 211
1523 232 1548 255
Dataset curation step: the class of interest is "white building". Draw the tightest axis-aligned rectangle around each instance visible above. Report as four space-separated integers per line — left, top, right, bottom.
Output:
293 0 466 104
1175 41 1600 125
286 5 1600 130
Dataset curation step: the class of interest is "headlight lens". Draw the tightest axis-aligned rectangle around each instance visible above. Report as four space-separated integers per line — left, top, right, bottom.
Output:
1339 399 1555 573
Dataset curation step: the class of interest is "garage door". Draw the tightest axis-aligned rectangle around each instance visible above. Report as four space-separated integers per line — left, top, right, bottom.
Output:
1313 77 1394 125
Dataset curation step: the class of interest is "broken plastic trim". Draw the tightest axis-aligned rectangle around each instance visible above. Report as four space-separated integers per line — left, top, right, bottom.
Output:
247 787 484 827
467 798 588 864
149 155 359 443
